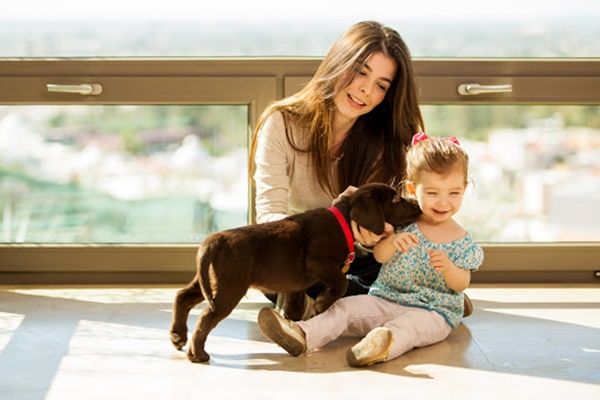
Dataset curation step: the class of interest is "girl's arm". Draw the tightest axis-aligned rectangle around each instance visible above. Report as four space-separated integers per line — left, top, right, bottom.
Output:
373 232 419 264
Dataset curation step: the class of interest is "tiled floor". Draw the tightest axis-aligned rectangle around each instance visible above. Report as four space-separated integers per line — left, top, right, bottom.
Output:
0 284 599 400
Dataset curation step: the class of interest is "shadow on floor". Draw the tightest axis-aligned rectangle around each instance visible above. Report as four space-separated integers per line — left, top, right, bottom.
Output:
0 287 598 400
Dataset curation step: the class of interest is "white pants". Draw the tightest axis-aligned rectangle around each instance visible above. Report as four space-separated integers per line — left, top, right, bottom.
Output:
296 295 452 361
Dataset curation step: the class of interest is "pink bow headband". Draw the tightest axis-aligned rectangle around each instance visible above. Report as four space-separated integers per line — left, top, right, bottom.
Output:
411 132 460 146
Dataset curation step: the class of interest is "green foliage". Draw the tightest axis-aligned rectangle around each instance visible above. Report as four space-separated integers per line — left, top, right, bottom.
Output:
41 105 248 156
422 105 600 141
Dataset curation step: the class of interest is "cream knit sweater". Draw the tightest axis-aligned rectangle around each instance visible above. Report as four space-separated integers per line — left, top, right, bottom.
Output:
254 110 340 223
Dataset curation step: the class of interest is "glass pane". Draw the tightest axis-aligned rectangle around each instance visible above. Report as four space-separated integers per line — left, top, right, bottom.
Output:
421 105 600 242
1 1 598 57
0 105 248 244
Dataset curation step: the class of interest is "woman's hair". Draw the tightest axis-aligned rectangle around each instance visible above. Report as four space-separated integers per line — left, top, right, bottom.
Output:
404 137 470 191
249 20 424 196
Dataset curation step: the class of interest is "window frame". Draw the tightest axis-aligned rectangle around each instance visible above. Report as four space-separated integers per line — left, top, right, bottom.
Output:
1 58 599 284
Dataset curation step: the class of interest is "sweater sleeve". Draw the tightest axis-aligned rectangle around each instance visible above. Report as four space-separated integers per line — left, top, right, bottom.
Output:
253 111 291 223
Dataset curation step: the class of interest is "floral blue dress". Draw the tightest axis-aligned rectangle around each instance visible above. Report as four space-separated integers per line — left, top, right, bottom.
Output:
369 222 484 328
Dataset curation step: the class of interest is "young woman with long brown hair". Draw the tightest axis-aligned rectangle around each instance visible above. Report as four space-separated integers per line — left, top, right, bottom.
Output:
249 21 471 318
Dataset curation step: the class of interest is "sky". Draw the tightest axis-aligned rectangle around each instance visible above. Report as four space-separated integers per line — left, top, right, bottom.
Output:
4 0 600 21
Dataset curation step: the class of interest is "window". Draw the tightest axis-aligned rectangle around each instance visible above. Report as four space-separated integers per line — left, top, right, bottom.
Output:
1 2 599 283
422 104 600 242
1 105 248 243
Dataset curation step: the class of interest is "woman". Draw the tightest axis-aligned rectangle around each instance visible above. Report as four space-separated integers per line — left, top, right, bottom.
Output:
250 21 456 316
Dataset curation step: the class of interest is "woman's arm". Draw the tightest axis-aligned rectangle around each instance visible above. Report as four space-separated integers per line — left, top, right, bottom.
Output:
253 111 291 223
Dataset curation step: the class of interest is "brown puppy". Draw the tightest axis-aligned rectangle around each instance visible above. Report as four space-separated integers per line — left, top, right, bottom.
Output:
170 183 421 363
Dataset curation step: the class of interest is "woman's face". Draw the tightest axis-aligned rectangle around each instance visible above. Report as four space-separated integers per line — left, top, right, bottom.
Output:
333 51 397 126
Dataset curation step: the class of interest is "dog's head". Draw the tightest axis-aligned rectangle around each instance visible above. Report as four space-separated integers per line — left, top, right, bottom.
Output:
345 183 421 235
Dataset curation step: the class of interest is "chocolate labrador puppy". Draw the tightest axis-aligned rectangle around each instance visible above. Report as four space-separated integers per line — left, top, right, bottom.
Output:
170 183 421 363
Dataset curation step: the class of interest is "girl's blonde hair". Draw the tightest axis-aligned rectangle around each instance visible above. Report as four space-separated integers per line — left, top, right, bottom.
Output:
249 21 424 196
404 137 469 192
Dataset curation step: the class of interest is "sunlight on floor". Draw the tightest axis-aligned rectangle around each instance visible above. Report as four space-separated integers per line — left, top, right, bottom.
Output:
0 285 598 400
0 312 24 351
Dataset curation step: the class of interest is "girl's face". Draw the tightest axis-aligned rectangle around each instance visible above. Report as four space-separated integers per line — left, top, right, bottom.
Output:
408 168 467 225
332 51 397 126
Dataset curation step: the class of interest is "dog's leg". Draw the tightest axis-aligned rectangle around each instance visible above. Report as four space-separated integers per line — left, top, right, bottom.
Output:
313 270 349 315
279 291 307 321
186 287 247 363
170 278 204 350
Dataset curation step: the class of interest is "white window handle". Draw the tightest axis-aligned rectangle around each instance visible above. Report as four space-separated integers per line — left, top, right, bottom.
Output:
458 83 512 96
47 84 103 96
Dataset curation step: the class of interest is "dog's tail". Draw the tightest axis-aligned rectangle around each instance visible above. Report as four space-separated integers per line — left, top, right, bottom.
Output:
197 236 219 312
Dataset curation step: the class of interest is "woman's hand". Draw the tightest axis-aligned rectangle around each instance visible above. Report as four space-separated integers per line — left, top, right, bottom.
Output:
332 185 357 206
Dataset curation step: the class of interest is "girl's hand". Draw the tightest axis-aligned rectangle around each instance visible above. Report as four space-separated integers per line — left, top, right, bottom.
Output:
351 220 394 247
429 249 472 292
391 232 419 253
428 249 453 272
373 230 417 263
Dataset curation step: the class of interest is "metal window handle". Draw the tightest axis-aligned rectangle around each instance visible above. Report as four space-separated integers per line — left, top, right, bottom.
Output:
47 83 103 96
458 83 512 96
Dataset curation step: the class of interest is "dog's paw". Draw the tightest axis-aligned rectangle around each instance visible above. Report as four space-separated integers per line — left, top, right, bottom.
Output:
187 347 210 363
170 331 188 350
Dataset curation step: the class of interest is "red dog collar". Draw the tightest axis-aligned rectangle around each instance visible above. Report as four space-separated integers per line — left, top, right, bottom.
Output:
328 206 355 273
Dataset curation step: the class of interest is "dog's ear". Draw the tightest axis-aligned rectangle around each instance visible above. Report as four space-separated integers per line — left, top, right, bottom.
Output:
384 197 422 228
349 193 386 235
